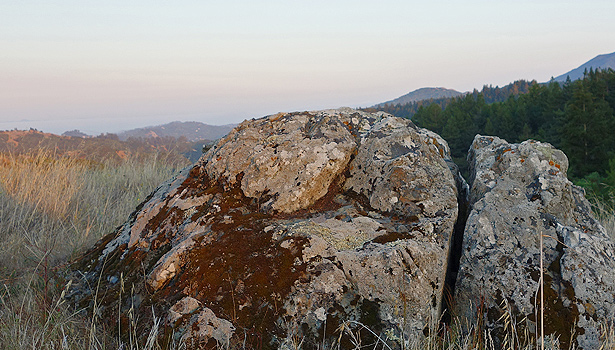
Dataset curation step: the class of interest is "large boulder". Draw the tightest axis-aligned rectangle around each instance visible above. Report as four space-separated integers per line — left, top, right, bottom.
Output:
69 108 460 349
455 135 615 349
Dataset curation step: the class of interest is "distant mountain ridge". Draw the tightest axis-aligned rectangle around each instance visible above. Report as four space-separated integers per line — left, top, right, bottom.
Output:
373 52 615 109
552 52 615 82
117 121 236 142
373 87 464 107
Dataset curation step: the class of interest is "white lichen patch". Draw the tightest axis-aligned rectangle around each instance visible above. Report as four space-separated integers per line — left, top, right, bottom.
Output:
288 216 383 252
146 237 196 290
201 111 358 213
181 308 235 348
167 296 202 325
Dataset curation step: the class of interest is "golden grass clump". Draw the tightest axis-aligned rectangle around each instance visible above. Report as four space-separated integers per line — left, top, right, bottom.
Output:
0 149 188 349
0 151 86 218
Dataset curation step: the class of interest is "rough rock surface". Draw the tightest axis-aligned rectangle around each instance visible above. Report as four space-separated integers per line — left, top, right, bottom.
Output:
455 135 615 349
69 108 459 349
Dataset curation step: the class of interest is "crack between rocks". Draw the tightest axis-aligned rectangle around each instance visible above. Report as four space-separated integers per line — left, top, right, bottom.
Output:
440 169 471 325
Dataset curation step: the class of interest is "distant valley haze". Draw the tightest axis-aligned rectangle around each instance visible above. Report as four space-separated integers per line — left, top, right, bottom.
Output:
1 1 614 135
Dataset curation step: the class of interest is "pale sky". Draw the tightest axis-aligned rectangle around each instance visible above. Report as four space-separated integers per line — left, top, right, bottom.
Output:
1 1 614 134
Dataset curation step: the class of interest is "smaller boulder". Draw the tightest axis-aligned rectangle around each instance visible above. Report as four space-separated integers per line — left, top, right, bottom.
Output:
455 135 615 349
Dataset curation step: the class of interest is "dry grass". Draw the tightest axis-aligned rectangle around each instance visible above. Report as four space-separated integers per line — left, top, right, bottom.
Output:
591 196 615 241
0 151 85 217
0 149 614 349
0 150 188 349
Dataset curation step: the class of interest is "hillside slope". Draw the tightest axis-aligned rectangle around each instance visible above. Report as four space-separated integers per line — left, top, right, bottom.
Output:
552 52 615 82
117 121 235 142
373 87 463 107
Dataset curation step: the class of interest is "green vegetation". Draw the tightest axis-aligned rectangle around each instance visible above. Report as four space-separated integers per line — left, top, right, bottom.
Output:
372 80 534 121
393 69 615 201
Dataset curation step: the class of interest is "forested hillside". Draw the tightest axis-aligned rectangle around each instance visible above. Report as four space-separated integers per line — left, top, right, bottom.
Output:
373 87 463 108
409 69 615 199
371 80 534 119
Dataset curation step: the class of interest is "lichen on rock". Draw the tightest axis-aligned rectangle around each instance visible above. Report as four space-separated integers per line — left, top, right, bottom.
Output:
200 110 359 213
455 135 615 349
68 108 461 349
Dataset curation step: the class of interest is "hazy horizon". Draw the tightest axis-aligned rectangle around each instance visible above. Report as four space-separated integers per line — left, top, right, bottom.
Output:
2 1 614 135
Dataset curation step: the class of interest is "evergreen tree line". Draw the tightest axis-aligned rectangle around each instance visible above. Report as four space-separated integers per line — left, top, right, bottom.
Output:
409 69 615 200
372 96 453 119
372 80 534 119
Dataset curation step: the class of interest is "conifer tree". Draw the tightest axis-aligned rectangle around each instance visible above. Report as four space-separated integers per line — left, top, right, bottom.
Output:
560 83 613 177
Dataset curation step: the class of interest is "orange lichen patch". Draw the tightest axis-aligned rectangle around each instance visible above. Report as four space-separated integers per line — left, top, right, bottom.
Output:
342 120 355 132
176 166 218 200
269 112 286 122
494 146 514 164
520 158 525 163
548 160 562 169
427 137 445 158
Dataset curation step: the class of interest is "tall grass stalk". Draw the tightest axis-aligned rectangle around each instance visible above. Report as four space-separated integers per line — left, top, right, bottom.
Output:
540 228 545 350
